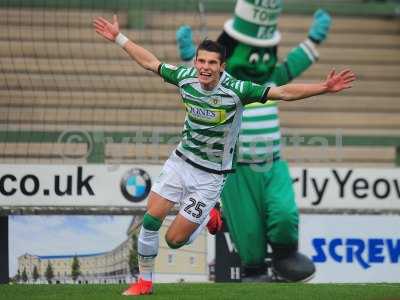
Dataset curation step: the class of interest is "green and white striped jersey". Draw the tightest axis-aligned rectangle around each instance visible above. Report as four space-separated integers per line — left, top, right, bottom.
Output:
159 63 270 174
236 41 318 164
237 101 281 163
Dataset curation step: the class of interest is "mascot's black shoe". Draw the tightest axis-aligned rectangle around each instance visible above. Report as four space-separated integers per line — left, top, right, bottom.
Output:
241 265 273 282
241 274 272 282
272 252 316 282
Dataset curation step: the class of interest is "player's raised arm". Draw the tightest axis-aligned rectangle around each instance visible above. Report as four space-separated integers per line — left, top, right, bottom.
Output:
267 69 356 101
93 14 161 73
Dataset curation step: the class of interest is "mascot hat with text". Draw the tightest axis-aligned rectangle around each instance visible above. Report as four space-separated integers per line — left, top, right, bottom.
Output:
224 0 283 47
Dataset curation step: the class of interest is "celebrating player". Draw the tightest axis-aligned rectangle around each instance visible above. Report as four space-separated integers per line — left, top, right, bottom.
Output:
93 14 355 296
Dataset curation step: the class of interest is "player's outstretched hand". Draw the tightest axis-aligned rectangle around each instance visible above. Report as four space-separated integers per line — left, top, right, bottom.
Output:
93 14 120 42
325 69 356 93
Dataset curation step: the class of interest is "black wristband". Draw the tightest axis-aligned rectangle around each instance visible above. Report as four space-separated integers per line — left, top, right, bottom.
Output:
157 63 162 75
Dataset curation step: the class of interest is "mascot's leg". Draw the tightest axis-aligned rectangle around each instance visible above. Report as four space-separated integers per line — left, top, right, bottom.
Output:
221 164 269 281
264 160 316 282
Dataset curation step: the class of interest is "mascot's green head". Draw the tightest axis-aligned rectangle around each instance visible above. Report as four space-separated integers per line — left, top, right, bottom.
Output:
217 0 283 84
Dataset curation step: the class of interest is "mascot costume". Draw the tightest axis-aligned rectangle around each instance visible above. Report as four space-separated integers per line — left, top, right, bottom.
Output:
177 0 331 281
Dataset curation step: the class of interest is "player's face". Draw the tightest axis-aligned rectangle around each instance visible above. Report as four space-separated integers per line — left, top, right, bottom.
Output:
195 50 226 90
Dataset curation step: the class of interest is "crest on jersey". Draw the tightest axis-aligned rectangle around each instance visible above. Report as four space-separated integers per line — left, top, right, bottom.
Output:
209 96 222 106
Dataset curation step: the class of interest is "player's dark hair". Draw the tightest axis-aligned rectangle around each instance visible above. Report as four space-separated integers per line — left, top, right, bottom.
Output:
196 39 226 64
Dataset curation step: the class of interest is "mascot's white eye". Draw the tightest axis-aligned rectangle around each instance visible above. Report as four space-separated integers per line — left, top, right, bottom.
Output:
263 53 270 63
249 53 260 64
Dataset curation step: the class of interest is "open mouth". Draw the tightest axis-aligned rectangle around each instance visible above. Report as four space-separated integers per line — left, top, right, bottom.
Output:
239 68 261 78
244 69 261 77
199 71 212 81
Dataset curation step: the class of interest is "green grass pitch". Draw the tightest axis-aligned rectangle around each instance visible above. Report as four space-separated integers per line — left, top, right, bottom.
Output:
1 283 400 300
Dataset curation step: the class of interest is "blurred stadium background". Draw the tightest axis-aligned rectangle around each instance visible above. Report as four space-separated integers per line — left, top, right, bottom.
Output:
0 0 399 166
0 0 400 286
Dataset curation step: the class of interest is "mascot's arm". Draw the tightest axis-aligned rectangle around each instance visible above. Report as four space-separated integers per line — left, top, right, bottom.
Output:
271 9 331 86
176 25 196 62
271 40 318 86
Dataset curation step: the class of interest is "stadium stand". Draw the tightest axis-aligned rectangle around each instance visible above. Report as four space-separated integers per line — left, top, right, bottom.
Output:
0 1 399 165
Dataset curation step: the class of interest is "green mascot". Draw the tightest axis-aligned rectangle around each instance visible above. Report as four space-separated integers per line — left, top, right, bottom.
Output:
176 0 331 282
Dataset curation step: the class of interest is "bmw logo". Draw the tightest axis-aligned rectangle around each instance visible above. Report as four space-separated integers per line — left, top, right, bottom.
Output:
120 168 152 203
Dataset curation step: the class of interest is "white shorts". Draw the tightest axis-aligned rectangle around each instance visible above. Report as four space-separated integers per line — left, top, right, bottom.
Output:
152 152 225 224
